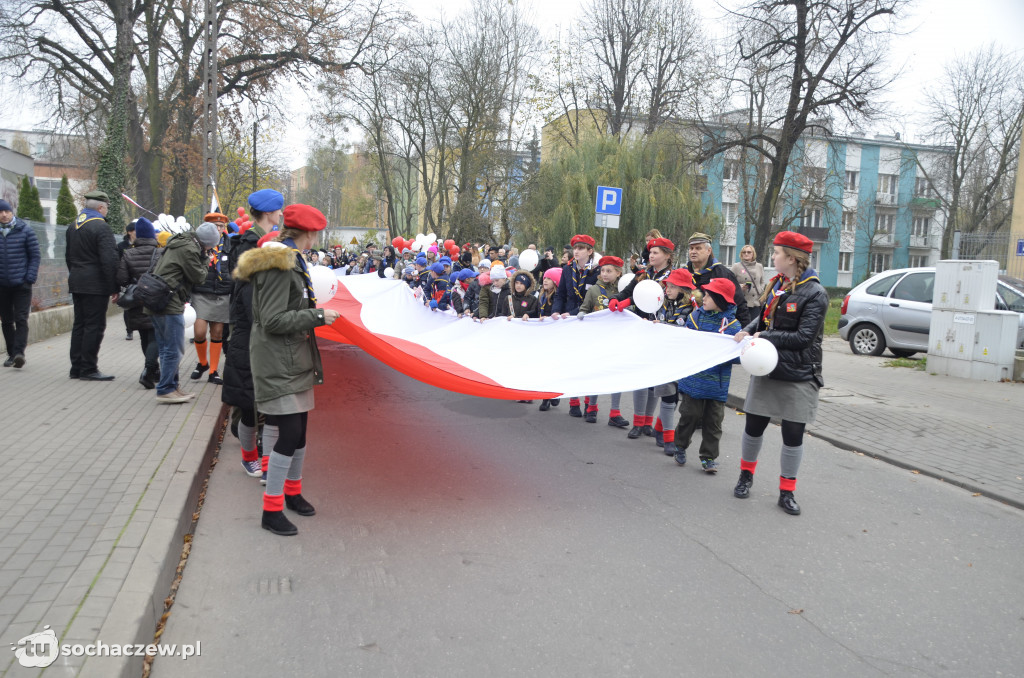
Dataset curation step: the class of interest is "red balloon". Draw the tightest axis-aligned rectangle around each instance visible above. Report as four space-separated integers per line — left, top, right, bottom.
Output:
392 236 404 248
449 247 459 258
237 207 246 218
405 239 414 250
444 239 455 250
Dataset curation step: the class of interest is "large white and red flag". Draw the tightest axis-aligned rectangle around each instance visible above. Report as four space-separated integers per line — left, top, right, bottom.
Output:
316 275 743 400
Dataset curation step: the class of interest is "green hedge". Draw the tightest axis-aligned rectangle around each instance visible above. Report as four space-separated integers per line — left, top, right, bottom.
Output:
824 286 851 299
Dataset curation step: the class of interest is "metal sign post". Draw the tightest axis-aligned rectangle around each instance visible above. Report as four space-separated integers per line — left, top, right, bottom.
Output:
595 186 622 252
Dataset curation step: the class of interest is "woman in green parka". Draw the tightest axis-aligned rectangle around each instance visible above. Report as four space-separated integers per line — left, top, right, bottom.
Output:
233 204 340 536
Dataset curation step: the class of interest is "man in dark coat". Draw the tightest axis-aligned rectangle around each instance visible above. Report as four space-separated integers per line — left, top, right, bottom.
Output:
66 189 119 380
0 199 40 368
685 231 753 327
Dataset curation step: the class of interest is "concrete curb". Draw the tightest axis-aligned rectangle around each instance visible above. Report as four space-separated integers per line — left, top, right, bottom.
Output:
725 393 1024 512
77 395 227 678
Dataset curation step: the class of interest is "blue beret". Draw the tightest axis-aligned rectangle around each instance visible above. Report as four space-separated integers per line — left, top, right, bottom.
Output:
439 256 452 266
429 262 445 274
415 255 427 266
461 269 479 280
247 188 284 212
449 273 459 284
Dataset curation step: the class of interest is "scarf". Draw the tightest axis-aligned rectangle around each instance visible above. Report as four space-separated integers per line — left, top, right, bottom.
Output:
570 260 592 302
762 268 820 328
283 238 316 305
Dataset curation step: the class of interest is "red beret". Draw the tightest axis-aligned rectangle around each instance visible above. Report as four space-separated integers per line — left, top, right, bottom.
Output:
702 277 735 305
570 234 596 247
283 204 327 232
648 237 675 252
598 255 624 268
257 231 279 248
773 230 813 254
665 268 696 290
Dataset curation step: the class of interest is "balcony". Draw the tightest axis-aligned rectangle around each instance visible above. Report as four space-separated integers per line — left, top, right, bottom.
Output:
911 196 940 210
872 231 894 247
909 234 933 249
876 192 897 206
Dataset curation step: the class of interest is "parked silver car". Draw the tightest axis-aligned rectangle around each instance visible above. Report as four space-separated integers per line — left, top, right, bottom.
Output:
838 267 1024 357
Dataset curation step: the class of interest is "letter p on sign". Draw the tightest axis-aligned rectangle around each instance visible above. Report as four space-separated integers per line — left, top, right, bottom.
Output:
595 186 622 216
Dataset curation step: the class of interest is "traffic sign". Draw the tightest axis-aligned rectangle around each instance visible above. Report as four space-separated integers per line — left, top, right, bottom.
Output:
1017 239 1024 256
595 186 622 216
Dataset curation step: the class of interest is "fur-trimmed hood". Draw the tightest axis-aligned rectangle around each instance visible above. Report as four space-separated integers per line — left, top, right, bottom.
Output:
234 245 297 281
510 269 536 296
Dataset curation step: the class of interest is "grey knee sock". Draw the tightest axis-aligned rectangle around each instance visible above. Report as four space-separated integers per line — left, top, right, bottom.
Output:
238 421 257 452
287 447 306 481
632 389 648 421
741 432 763 464
611 392 621 410
780 444 803 479
659 399 676 431
261 424 279 458
644 391 657 418
265 451 292 497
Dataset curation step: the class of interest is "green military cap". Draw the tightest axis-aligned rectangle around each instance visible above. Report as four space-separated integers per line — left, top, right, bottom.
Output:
84 189 110 203
687 232 712 245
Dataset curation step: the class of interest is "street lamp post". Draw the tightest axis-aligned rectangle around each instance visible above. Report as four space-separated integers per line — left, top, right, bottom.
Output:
252 120 258 193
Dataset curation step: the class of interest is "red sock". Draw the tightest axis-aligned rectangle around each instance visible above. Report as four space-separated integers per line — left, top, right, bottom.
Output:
644 415 654 426
284 478 302 496
584 396 591 405
586 405 598 414
262 493 283 511
654 418 663 433
569 397 580 406
779 476 797 492
261 455 269 472
740 459 758 474
663 429 675 443
241 446 258 463
610 409 621 418
632 414 644 427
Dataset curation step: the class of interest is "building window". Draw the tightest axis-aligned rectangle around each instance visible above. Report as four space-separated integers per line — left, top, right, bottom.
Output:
875 212 894 234
35 142 47 156
912 216 930 236
844 171 858 191
914 177 933 198
878 174 898 195
839 251 853 272
908 254 928 268
722 202 737 226
42 206 52 224
870 252 892 273
720 245 735 265
802 206 822 230
722 160 740 181
36 178 61 201
842 211 856 233
806 167 826 193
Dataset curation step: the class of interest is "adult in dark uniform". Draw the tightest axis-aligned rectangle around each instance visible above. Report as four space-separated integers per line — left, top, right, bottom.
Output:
66 190 119 380
685 231 753 327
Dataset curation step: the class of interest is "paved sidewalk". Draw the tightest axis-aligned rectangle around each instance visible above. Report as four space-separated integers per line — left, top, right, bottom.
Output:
728 337 1024 509
0 312 223 678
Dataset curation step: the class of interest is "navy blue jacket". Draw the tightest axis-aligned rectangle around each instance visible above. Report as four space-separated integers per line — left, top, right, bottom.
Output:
0 217 40 287
552 262 598 315
677 306 741 402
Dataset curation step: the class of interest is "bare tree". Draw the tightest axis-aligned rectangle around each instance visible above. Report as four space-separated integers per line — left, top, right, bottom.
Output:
692 0 910 259
915 45 1024 258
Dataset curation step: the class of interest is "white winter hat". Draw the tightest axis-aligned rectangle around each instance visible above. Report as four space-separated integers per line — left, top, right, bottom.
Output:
478 259 492 269
490 263 507 280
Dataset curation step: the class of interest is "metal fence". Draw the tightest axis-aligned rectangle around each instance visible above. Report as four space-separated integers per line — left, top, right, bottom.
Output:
21 220 71 310
957 231 1024 279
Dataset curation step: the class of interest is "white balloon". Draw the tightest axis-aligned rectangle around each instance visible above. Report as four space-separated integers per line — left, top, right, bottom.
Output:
617 272 635 292
184 324 194 341
383 267 395 279
633 279 664 313
740 337 779 376
425 233 437 245
410 241 422 252
415 233 426 242
183 303 196 329
309 265 338 303
518 249 539 272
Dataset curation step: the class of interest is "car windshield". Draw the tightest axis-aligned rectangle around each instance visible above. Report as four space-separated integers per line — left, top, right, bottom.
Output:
997 283 1024 313
864 272 903 297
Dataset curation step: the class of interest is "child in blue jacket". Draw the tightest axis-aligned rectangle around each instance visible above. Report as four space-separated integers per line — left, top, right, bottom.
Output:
674 277 741 472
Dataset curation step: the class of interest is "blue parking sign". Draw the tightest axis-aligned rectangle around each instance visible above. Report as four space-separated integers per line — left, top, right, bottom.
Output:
595 186 622 216
1017 239 1024 256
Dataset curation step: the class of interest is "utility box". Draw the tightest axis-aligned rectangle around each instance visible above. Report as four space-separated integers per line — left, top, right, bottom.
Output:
929 310 977 359
972 310 1020 364
933 260 998 311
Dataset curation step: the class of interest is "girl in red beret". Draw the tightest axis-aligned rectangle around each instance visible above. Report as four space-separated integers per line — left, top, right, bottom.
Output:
552 234 600 417
578 256 628 426
732 230 828 516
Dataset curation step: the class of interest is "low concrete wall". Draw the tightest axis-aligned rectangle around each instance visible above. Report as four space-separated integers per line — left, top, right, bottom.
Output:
0 302 121 354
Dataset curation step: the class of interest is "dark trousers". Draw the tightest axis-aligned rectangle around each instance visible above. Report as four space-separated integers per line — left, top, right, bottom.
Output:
70 293 109 375
138 327 158 374
675 393 725 460
0 283 32 357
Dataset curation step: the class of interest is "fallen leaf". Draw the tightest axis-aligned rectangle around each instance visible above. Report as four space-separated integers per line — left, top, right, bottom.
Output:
862 529 867 533
788 609 804 615
972 493 981 497
911 470 920 475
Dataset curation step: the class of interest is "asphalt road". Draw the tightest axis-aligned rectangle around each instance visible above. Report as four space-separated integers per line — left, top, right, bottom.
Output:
151 343 1024 678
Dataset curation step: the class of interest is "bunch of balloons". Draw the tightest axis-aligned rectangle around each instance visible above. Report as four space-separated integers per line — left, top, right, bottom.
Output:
155 213 191 233
391 234 461 259
235 207 253 234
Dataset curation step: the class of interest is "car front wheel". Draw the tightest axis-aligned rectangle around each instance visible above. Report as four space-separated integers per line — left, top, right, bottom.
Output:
849 324 886 356
890 349 917 358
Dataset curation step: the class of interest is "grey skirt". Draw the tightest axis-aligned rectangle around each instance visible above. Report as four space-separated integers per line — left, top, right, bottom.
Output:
190 291 231 323
258 388 315 415
743 376 819 424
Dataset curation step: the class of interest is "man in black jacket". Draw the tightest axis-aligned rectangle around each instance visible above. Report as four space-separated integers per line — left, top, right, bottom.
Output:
0 199 40 368
66 190 119 380
685 232 753 327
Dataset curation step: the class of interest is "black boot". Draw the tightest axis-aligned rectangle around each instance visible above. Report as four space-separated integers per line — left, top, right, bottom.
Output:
734 470 754 498
539 399 551 411
584 410 597 423
569 404 582 417
641 425 654 437
778 490 801 515
550 398 561 407
139 369 155 390
261 510 297 535
654 430 664 447
285 494 316 516
663 440 679 457
627 426 643 439
607 414 629 428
